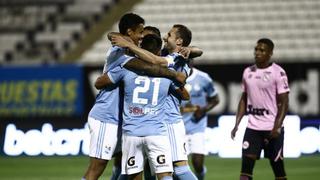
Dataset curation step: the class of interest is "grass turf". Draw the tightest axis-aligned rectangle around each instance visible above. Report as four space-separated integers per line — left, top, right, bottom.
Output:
0 155 319 180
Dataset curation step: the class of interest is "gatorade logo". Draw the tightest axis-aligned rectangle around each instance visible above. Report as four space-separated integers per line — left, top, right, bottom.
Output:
157 155 166 164
127 156 135 166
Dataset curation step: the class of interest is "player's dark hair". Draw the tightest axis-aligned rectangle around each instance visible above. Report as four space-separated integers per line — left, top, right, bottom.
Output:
140 34 162 55
257 38 274 51
118 13 145 35
173 24 192 46
144 26 161 37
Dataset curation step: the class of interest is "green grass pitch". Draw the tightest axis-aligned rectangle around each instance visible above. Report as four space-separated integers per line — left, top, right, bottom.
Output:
0 155 319 180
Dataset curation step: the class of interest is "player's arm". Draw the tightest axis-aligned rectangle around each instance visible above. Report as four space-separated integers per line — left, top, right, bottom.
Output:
270 92 289 139
124 58 186 87
178 46 203 59
193 95 220 121
94 73 114 89
111 34 169 67
174 86 190 101
231 92 247 140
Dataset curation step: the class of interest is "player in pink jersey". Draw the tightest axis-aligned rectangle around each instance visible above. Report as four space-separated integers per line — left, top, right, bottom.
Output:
231 38 290 180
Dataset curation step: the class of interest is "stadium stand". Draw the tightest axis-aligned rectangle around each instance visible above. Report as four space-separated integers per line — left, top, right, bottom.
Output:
80 0 320 64
0 0 115 64
1 0 319 65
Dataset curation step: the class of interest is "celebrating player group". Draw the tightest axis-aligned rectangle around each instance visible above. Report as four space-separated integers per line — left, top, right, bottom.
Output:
82 13 290 180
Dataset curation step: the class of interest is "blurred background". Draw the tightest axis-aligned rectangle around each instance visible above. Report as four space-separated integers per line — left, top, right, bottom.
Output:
0 0 319 179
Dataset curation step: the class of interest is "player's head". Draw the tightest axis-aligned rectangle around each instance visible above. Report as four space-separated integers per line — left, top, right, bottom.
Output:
254 38 274 64
140 34 162 56
118 13 145 45
143 26 161 38
163 24 192 53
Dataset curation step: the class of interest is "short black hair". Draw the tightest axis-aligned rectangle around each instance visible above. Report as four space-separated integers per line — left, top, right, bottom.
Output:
140 34 162 55
118 13 145 35
144 26 161 37
257 38 274 51
173 24 192 46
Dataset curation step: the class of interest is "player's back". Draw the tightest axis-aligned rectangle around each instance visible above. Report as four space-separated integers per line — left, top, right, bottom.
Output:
89 46 133 124
110 67 172 136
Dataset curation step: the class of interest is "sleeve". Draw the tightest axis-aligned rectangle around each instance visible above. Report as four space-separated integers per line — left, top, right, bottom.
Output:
276 68 290 94
105 46 135 71
165 53 181 68
107 66 126 84
204 74 218 98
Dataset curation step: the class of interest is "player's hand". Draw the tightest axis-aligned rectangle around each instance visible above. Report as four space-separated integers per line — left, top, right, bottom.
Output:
231 126 238 140
270 127 281 139
193 106 206 122
175 72 187 87
111 35 133 47
178 47 191 59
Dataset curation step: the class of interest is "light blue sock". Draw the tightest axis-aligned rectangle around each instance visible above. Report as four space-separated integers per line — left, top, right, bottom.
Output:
110 166 121 180
195 166 207 180
160 176 173 180
81 178 86 180
174 165 197 180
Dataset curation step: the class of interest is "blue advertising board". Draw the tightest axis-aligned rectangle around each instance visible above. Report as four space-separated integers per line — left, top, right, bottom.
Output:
0 65 84 117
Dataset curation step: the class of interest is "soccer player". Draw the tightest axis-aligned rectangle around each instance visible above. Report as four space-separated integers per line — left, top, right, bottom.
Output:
180 59 220 180
162 24 200 180
231 38 290 180
82 13 185 180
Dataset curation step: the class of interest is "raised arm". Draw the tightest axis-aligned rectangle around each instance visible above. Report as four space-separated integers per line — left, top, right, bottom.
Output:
270 92 289 138
231 92 247 140
110 34 169 66
124 58 186 87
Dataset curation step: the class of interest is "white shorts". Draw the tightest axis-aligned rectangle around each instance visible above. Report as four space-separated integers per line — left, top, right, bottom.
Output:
166 120 188 162
88 117 121 160
121 134 173 175
186 132 208 155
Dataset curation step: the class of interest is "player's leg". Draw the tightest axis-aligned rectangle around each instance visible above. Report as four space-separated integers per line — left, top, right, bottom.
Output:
110 152 122 180
265 128 287 180
144 159 156 180
121 135 144 180
240 128 263 180
186 132 207 180
146 135 173 180
168 121 197 180
83 118 119 180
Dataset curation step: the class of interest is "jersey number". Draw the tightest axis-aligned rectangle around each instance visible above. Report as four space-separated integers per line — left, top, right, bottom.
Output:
132 76 161 105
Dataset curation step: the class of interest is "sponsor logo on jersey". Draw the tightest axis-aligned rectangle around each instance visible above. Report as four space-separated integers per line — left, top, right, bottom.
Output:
247 105 269 116
128 106 158 115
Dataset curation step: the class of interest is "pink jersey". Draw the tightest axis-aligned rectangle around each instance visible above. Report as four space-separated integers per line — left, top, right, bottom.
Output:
242 63 290 130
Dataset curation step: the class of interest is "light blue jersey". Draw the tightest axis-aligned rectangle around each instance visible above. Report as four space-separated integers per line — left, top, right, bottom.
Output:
164 56 190 124
108 65 173 136
88 46 134 124
182 68 218 134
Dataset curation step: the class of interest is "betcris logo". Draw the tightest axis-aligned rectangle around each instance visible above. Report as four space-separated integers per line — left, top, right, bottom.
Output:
3 123 90 156
0 65 84 117
2 116 320 157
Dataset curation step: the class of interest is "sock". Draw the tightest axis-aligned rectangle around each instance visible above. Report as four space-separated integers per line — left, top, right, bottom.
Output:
240 156 255 180
110 166 122 180
174 165 197 180
270 159 287 179
81 178 86 180
160 176 173 180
